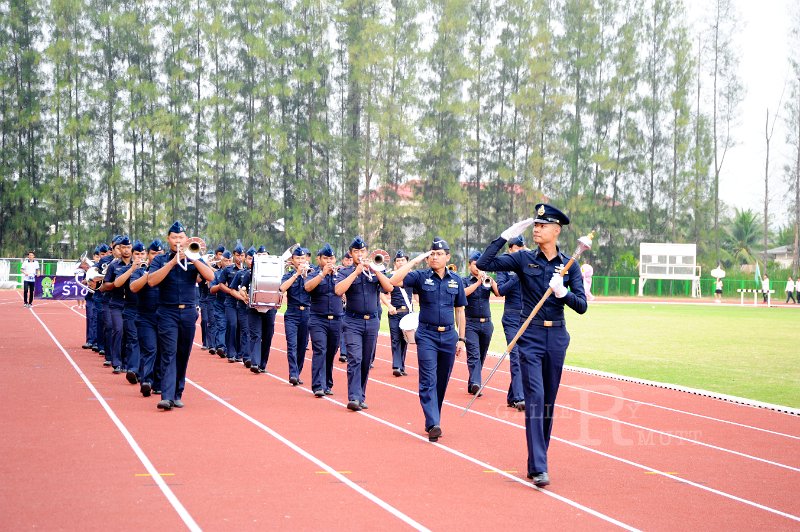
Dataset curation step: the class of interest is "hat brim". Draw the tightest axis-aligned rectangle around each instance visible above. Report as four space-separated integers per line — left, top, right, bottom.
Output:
533 217 562 225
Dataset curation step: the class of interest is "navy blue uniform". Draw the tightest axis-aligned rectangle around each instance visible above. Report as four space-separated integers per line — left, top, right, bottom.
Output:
336 267 388 404
149 252 205 404
122 266 141 377
220 264 244 360
131 266 161 392
307 268 343 393
462 274 494 391
95 254 115 357
402 269 467 431
239 268 277 372
497 270 524 404
387 280 414 373
229 269 251 363
282 270 310 380
198 275 212 348
104 259 129 370
476 237 586 475
210 268 228 353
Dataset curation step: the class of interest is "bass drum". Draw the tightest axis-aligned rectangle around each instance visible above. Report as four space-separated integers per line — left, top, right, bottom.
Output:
399 312 419 345
249 254 284 312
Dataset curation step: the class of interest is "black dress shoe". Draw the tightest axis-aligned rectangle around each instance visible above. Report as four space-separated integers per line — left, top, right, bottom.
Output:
428 425 442 442
99 349 105 356
227 357 236 363
346 400 362 411
298 379 304 385
234 357 243 363
113 366 122 374
140 382 152 397
172 399 185 408
157 399 173 410
209 348 216 355
125 370 138 385
359 401 368 410
400 369 407 376
217 350 226 358
250 366 262 374
82 343 92 349
91 346 99 352
527 472 550 487
339 355 347 362
314 389 325 397
393 368 402 377
244 359 252 368
469 383 480 394
289 377 299 386
103 360 112 367
324 389 333 395
511 401 525 411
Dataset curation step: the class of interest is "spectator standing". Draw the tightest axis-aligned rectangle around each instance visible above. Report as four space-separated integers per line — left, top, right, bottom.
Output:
761 274 770 304
714 278 723 303
21 251 40 308
786 277 796 304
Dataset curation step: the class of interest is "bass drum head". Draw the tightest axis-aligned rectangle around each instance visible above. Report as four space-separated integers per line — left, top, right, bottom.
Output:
399 312 419 345
250 254 284 308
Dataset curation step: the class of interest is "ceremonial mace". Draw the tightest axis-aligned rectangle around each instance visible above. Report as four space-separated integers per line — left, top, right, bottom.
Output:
461 231 595 416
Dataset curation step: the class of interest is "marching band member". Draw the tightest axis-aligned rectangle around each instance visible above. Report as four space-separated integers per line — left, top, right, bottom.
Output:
111 239 147 384
209 251 232 357
102 235 133 374
147 221 214 411
304 244 342 394
237 246 277 374
280 246 311 384
206 244 226 355
130 239 164 397
462 251 499 396
496 236 526 410
381 250 413 377
476 204 587 487
95 241 116 364
220 244 245 362
338 252 354 363
389 238 466 442
80 247 101 349
230 246 255 366
335 236 394 410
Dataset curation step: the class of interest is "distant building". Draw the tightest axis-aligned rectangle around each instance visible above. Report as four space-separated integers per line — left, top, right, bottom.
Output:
766 245 796 269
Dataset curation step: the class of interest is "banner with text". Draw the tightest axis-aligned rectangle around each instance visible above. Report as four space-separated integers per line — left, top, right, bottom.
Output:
35 275 88 300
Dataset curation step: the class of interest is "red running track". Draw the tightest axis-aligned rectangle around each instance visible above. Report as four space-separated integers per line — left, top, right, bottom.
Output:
1 291 798 530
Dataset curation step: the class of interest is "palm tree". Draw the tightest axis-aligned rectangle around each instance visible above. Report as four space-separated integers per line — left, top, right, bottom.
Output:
723 208 761 266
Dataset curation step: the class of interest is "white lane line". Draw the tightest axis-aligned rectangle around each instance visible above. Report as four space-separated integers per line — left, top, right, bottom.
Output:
56 305 799 522
254 370 639 532
29 308 201 532
187 379 429 531
363 372 800 524
187 337 637 530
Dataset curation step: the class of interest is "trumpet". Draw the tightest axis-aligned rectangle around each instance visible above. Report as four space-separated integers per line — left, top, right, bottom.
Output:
480 272 492 289
367 249 391 272
447 264 458 272
177 237 206 271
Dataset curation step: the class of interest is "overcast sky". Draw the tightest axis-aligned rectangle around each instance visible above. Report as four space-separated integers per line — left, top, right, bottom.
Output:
688 0 797 229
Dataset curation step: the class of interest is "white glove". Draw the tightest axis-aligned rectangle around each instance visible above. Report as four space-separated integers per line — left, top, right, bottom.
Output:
501 218 535 240
549 273 568 298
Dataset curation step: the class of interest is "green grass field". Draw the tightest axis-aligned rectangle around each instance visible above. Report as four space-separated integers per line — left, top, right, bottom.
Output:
374 302 800 408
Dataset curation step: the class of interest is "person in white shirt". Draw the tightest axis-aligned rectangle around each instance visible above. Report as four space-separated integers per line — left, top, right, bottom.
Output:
21 251 40 308
761 274 770 304
786 277 796 304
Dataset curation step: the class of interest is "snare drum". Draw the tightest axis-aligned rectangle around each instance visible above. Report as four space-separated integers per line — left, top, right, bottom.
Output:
399 312 419 345
249 254 284 311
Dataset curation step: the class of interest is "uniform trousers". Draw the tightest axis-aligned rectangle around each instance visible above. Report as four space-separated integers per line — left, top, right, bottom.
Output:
137 309 161 388
343 315 379 402
465 319 493 389
309 314 341 392
236 304 250 361
85 296 96 345
213 300 226 350
284 311 310 379
247 308 277 370
415 326 457 430
224 305 239 359
199 297 211 346
103 301 113 361
109 306 125 367
157 306 197 402
388 312 409 371
518 323 570 475
123 306 140 374
501 311 524 404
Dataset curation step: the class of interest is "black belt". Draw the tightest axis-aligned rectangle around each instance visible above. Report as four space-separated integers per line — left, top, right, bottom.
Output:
346 311 379 320
312 313 340 320
466 317 490 323
532 320 564 327
419 322 453 332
